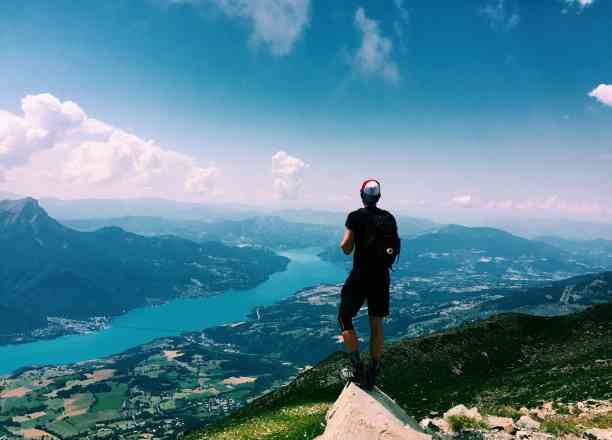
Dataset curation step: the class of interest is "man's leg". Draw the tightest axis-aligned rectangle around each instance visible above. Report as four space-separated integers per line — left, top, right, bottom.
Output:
338 312 362 366
368 315 384 364
338 271 363 357
341 328 359 353
338 270 367 383
364 270 389 390
364 315 384 390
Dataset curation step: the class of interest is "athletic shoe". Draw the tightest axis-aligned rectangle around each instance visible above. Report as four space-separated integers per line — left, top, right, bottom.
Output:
340 359 365 386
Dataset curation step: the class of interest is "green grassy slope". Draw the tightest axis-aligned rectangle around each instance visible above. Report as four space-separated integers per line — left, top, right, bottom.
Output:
186 304 612 440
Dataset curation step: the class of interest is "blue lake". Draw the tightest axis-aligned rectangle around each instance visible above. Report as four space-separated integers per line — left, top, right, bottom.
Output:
0 248 347 375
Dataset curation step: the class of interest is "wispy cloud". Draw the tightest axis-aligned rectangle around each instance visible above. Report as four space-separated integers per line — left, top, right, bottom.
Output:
352 7 400 84
479 195 610 217
167 0 310 56
589 84 612 107
392 0 410 49
271 150 309 199
451 194 474 208
0 93 219 198
480 0 520 31
439 193 611 218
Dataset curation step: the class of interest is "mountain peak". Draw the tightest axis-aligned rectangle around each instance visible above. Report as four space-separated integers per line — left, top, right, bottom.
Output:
1 196 39 210
0 197 50 229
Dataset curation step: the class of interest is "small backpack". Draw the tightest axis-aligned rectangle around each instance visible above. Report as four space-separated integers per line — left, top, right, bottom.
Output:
363 211 401 269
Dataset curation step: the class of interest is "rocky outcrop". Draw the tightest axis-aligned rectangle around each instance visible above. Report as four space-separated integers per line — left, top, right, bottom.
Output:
315 383 431 440
419 400 612 440
444 405 483 422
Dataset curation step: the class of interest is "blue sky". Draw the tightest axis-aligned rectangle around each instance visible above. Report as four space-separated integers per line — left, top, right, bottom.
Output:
0 0 611 222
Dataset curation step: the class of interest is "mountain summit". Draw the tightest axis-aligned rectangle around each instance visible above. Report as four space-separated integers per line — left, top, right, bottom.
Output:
0 197 61 235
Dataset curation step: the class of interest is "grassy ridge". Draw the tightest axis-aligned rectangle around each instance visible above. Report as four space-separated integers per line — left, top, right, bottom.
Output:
186 304 612 440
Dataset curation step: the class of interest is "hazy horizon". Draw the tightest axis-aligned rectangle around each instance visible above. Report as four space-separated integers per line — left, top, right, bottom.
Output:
6 191 612 238
1 0 611 223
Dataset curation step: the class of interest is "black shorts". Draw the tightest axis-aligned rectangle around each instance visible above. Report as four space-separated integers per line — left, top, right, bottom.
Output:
339 268 390 318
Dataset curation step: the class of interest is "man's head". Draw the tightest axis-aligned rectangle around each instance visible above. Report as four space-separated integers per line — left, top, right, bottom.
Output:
360 179 381 207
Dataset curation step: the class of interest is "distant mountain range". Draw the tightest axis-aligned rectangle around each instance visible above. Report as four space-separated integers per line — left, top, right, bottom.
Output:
320 224 602 276
63 214 437 251
535 235 612 268
6 192 612 239
273 208 437 235
0 198 289 342
406 224 562 258
28 197 435 236
478 270 612 316
63 215 340 251
38 196 257 222
488 217 612 241
0 196 430 242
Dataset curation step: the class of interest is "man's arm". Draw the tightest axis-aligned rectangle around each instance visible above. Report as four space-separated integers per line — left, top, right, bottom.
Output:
340 228 355 255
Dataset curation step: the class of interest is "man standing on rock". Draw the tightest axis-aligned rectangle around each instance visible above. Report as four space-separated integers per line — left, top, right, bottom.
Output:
338 179 400 390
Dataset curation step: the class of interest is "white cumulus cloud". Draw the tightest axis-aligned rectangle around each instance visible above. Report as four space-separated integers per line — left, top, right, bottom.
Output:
0 95 87 168
352 7 400 84
185 166 221 194
271 150 308 199
589 84 612 107
0 93 219 198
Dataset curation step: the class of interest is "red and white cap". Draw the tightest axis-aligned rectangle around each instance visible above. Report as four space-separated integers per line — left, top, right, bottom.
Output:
360 179 381 203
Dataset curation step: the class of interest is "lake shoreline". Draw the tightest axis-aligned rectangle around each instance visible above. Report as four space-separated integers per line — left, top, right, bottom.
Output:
0 255 291 349
1 247 347 375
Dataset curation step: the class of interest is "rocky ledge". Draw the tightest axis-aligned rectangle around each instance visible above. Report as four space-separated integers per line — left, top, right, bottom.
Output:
420 400 612 440
312 385 612 440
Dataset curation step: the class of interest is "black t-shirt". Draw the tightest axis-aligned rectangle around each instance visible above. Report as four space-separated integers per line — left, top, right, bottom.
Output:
345 206 397 271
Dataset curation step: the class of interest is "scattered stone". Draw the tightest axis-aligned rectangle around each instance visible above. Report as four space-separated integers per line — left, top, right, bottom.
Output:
485 416 514 434
519 407 530 416
530 402 556 420
457 429 486 439
577 401 612 417
584 429 612 440
515 416 541 431
484 433 513 440
444 405 483 422
430 418 452 433
532 434 554 440
515 431 553 440
432 430 484 440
